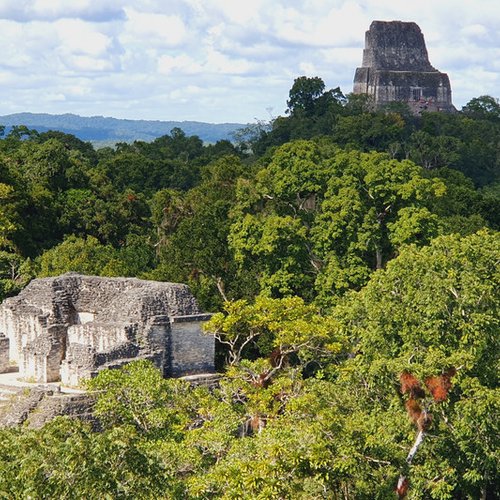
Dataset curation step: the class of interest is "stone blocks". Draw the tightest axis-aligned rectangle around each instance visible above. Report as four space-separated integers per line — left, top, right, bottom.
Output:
353 20 455 113
0 274 214 385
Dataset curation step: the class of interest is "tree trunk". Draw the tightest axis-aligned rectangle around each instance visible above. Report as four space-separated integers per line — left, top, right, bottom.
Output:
375 246 383 270
396 429 426 498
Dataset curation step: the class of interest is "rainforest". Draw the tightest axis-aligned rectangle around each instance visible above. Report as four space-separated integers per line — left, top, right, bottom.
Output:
0 80 499 499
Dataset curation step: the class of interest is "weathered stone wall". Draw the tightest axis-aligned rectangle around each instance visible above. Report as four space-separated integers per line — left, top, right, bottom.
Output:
0 274 214 386
353 20 455 113
168 315 215 377
361 20 435 71
0 335 9 373
0 387 97 429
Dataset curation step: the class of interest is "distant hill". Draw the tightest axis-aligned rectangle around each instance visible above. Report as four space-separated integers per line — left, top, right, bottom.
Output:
0 112 247 146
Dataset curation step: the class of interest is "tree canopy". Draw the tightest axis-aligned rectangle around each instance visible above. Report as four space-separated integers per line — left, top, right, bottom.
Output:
0 79 498 499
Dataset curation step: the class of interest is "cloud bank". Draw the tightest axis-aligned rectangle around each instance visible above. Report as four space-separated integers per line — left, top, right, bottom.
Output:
0 0 498 122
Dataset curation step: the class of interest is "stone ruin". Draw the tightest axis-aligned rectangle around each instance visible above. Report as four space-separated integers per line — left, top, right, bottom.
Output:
353 20 455 114
0 274 214 386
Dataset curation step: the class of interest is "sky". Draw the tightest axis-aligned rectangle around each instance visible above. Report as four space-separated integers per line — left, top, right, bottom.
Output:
0 0 499 123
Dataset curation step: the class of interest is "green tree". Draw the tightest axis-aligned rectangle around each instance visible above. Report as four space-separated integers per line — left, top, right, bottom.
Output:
311 149 446 303
333 230 499 498
36 235 118 277
228 140 334 299
333 111 408 152
287 76 327 116
150 155 247 310
408 130 461 170
204 295 340 366
462 95 500 122
229 139 447 303
0 183 17 249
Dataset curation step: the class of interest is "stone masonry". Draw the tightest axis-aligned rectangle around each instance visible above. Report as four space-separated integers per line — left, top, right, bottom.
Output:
353 20 455 113
0 274 214 385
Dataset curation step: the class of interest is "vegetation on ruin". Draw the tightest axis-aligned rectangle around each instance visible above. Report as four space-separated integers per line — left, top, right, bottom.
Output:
0 79 499 498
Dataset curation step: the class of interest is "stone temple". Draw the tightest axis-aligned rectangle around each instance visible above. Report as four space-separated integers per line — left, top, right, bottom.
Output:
0 274 214 386
353 20 455 113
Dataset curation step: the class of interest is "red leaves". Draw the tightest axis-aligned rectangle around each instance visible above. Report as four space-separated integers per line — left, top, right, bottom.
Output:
400 368 455 403
424 368 456 403
401 368 455 424
405 398 422 423
397 368 455 498
424 376 447 402
404 399 432 430
400 371 425 399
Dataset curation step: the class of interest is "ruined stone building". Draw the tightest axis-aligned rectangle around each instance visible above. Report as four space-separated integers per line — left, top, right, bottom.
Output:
0 274 214 386
353 20 455 113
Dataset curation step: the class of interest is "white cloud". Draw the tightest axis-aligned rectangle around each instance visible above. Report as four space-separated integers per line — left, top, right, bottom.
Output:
0 0 125 21
272 1 368 47
45 92 66 102
121 8 186 47
208 0 265 24
55 19 111 56
299 62 318 76
461 24 489 39
0 0 498 122
32 0 93 17
157 54 202 75
205 49 253 75
63 55 115 73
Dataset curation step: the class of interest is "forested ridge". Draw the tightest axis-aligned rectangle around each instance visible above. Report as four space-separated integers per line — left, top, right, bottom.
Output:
0 79 498 498
0 112 244 145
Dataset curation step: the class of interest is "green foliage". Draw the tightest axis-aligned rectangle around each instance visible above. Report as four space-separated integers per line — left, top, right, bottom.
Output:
338 230 499 383
87 360 188 434
204 295 341 365
333 111 408 151
0 182 17 248
462 95 500 122
0 415 186 498
0 81 498 499
36 235 115 277
408 130 461 170
287 76 328 116
333 230 499 497
36 233 155 279
229 139 459 304
0 251 34 301
150 155 248 310
313 150 446 303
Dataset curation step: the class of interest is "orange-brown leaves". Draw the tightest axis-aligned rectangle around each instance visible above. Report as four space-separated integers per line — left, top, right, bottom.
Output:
401 368 455 403
424 368 455 402
400 371 425 399
405 398 422 423
424 376 447 402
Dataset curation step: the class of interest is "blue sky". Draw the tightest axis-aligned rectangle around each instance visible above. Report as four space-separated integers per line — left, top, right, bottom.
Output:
0 0 498 123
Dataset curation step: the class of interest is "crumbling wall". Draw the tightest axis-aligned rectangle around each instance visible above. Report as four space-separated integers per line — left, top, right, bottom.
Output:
0 334 9 373
168 315 215 377
0 274 214 386
0 387 97 429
